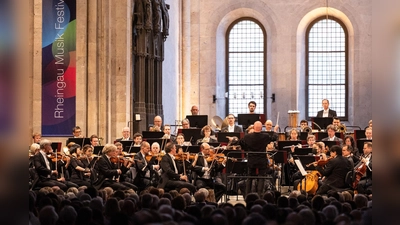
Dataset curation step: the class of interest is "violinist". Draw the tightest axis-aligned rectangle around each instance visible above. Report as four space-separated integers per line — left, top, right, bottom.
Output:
192 143 226 202
342 145 355 169
92 143 137 191
134 141 161 191
81 144 97 169
157 142 197 194
354 142 372 195
114 142 136 184
33 139 68 191
68 144 92 187
80 144 98 184
314 145 352 195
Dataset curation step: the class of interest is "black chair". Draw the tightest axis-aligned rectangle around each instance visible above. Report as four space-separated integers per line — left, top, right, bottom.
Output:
29 168 39 191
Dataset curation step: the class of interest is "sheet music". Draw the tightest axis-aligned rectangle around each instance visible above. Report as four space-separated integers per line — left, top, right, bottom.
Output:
295 159 307 176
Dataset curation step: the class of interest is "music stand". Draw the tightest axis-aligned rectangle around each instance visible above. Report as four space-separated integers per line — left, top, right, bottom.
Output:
277 140 302 150
186 115 208 128
66 138 91 147
311 117 333 130
354 130 366 141
237 114 260 129
299 132 309 140
208 142 221 148
93 146 104 155
142 131 164 139
181 128 202 143
357 139 372 154
294 148 313 155
186 145 200 153
125 146 140 153
51 142 62 152
217 132 241 143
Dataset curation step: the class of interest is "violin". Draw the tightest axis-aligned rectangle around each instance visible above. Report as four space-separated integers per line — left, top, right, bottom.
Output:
175 153 195 161
145 152 165 162
110 155 133 164
306 156 333 167
48 153 69 162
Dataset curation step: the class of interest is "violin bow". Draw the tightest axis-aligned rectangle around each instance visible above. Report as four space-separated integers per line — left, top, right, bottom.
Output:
127 141 134 154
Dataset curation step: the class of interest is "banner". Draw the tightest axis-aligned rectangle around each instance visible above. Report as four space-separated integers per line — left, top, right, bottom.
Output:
42 0 76 136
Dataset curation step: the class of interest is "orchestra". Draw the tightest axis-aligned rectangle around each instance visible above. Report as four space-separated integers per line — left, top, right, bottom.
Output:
29 103 372 201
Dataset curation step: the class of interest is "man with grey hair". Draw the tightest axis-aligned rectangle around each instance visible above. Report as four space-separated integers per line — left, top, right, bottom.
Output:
93 143 137 191
116 126 132 141
33 139 68 190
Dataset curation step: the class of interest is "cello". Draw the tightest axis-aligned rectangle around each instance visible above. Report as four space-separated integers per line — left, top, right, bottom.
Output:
352 153 371 192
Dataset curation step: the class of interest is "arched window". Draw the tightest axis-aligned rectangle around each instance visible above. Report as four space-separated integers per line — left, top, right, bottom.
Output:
226 18 266 116
306 16 348 119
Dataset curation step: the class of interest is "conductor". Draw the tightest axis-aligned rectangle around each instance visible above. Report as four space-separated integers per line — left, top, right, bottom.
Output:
232 121 271 196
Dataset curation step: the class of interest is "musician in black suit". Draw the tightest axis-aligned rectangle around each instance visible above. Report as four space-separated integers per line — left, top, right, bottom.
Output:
68 144 92 187
355 142 372 195
321 125 343 146
221 114 243 133
115 126 132 141
158 142 196 194
33 139 69 191
234 121 271 196
314 145 352 195
93 144 137 191
134 141 160 191
316 99 337 118
192 143 226 202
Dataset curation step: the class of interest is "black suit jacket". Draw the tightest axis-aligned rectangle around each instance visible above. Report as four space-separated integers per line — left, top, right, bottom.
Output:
192 154 225 179
316 155 351 188
93 154 128 189
158 154 181 188
221 125 243 133
33 153 53 181
316 109 337 118
238 132 271 168
134 152 156 178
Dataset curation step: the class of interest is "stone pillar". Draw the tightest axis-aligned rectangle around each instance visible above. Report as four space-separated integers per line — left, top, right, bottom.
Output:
181 0 191 118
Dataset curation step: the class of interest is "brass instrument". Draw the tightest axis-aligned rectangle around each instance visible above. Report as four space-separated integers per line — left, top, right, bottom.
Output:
149 125 161 132
211 116 229 131
303 126 312 134
337 124 347 133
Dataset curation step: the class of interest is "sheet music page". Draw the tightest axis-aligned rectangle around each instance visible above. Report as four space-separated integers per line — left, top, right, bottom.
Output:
295 159 307 176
